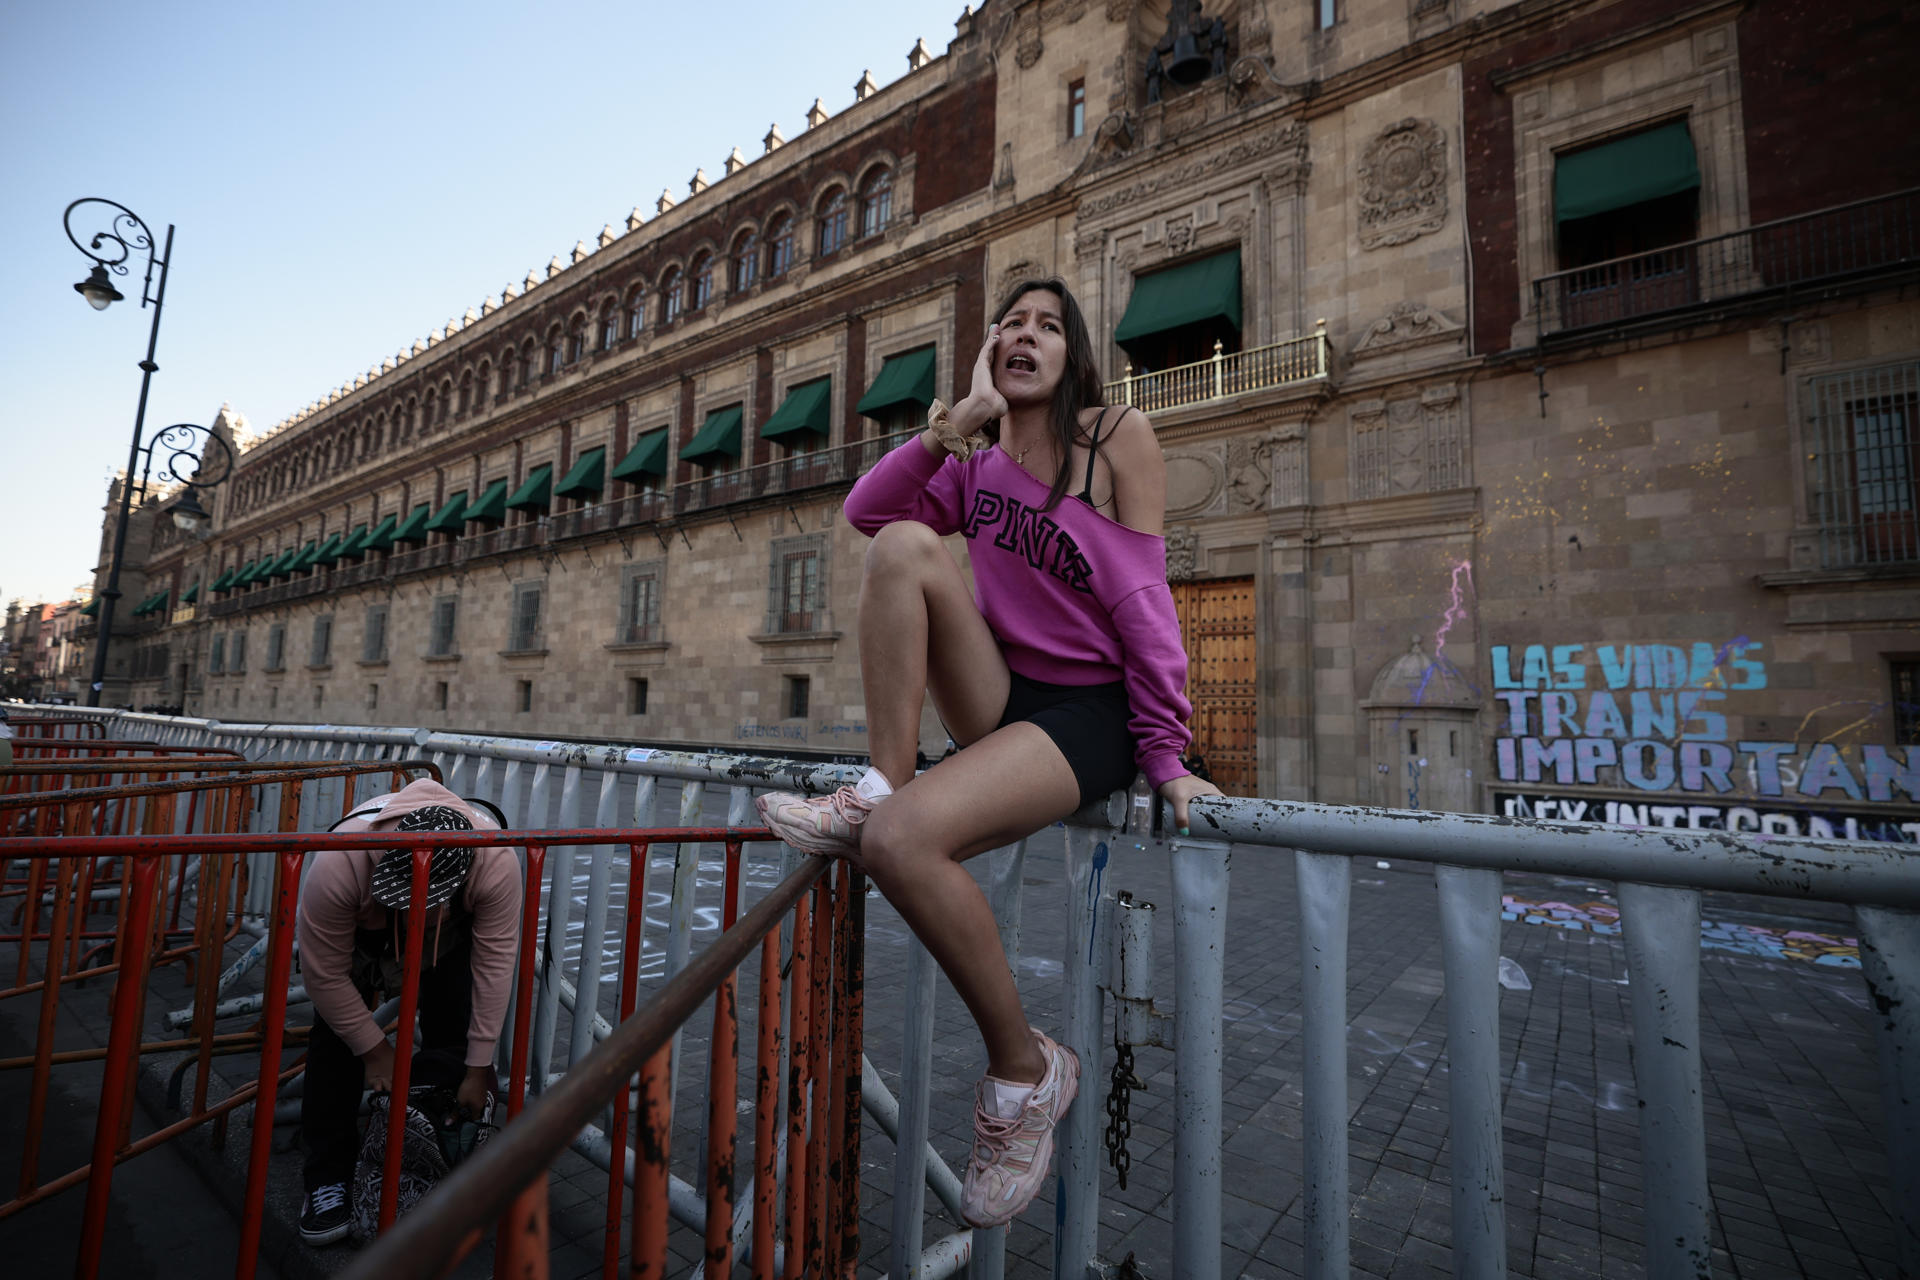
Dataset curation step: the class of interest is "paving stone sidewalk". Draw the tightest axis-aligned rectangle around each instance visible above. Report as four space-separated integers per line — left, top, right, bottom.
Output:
0 796 1897 1279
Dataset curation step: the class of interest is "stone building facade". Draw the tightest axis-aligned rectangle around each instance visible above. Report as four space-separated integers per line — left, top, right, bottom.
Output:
104 0 1920 836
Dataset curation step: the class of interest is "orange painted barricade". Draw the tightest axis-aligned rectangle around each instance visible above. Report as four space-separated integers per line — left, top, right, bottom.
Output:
0 824 855 1280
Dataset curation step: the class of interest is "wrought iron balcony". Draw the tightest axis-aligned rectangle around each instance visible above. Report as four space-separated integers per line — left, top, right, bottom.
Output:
1532 188 1919 339
1104 325 1331 416
672 430 919 516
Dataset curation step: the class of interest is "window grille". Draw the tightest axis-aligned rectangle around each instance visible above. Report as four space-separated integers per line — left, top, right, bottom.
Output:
767 532 829 634
209 635 226 675
229 631 247 674
311 614 333 666
858 170 892 239
662 270 683 324
817 190 849 256
509 584 544 652
430 596 458 656
1806 360 1920 567
618 562 663 644
732 233 758 293
786 674 811 720
362 604 389 663
1895 661 1920 745
267 626 285 672
690 255 713 311
766 216 794 279
629 677 649 716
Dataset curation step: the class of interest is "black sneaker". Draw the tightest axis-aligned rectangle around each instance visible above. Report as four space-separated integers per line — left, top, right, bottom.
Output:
300 1181 351 1245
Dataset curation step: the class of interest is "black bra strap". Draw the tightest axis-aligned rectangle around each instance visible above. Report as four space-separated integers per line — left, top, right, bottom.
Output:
1078 408 1111 500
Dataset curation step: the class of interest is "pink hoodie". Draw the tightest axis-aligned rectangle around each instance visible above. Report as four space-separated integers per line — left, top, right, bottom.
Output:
845 437 1194 789
295 777 524 1067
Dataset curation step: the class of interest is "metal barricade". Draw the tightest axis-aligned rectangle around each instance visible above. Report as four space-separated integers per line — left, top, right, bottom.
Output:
46 707 1920 1280
0 823 805 1280
7 715 107 740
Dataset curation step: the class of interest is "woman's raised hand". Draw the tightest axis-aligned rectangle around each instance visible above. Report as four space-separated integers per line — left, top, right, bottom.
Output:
962 324 1009 423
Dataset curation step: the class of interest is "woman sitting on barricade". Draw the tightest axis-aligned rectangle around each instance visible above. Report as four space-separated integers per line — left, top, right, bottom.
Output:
757 278 1220 1228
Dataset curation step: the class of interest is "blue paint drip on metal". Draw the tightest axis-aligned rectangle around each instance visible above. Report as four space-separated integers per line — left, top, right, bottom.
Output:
1089 841 1108 965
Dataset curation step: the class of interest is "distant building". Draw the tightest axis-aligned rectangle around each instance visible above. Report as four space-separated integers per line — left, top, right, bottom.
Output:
104 0 1920 836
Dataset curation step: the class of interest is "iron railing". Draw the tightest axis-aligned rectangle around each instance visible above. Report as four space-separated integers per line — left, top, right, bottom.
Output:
1105 324 1331 415
1533 187 1920 337
673 431 919 515
1803 357 1920 569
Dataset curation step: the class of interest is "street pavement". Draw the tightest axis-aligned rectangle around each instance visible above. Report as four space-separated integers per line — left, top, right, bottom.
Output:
0 798 1897 1279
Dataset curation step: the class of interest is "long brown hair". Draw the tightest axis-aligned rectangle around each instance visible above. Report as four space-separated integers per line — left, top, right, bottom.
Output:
988 278 1107 512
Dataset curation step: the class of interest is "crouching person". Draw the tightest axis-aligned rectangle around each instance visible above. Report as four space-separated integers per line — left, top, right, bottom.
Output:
295 777 523 1245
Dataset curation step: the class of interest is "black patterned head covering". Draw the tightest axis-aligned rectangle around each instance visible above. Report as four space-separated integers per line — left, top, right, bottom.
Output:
368 805 476 911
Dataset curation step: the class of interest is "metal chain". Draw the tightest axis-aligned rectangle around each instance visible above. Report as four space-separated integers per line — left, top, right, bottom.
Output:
1104 1026 1141 1189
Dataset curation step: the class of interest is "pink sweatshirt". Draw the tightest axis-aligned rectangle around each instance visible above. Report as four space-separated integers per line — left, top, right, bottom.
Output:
295 778 524 1067
845 437 1193 789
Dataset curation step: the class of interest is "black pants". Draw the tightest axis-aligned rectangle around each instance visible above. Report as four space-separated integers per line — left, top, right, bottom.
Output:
301 930 476 1191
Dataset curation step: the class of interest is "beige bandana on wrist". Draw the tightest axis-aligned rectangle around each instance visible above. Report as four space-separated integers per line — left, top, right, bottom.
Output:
927 398 989 462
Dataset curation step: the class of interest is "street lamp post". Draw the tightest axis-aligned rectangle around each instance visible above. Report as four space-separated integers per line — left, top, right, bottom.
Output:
66 198 231 708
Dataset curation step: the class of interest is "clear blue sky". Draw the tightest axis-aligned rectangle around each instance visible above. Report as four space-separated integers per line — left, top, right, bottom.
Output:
2 0 973 605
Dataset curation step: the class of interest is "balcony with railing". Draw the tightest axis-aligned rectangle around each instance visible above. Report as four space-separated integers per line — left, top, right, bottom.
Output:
672 430 918 516
1104 324 1331 416
1532 188 1919 339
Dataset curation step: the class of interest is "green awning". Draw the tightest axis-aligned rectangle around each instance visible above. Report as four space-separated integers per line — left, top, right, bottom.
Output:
425 492 469 534
554 447 607 499
1555 120 1700 224
680 405 743 466
233 559 261 587
762 376 834 442
80 598 99 617
338 524 371 562
611 430 669 481
463 480 509 525
857 346 937 419
266 547 300 580
210 569 235 593
290 540 320 572
135 591 167 616
129 594 149 617
180 582 199 605
506 464 554 513
364 514 400 552
391 503 432 545
152 590 170 615
310 533 346 568
1113 248 1242 347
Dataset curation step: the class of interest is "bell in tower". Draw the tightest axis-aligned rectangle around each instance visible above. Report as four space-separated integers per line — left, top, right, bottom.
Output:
1147 1 1228 103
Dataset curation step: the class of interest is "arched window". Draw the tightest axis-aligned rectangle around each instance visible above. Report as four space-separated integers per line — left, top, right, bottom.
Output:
625 285 646 339
566 314 587 365
765 214 794 280
519 339 536 388
546 325 564 376
439 379 453 423
858 167 893 239
688 253 713 311
476 362 491 405
661 268 683 324
731 230 758 293
816 188 849 256
456 374 472 416
599 302 619 351
403 399 418 439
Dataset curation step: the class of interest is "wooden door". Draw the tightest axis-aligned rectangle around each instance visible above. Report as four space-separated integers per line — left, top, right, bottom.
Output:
1171 577 1258 796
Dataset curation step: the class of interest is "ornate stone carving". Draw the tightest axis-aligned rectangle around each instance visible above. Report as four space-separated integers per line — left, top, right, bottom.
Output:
998 258 1043 299
1356 118 1448 249
1106 0 1130 20
1165 525 1198 581
1164 450 1224 516
1016 25 1045 68
1164 213 1195 256
1090 111 1136 162
1228 437 1275 511
1077 124 1304 221
1350 301 1464 358
1074 228 1108 262
1350 385 1469 499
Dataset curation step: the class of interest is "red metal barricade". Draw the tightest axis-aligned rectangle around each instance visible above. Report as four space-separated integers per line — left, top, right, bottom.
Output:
6 716 107 740
0 823 857 1280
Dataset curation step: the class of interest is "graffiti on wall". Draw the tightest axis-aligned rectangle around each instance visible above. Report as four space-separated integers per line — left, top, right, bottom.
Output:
1501 893 1860 967
1490 639 1919 805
